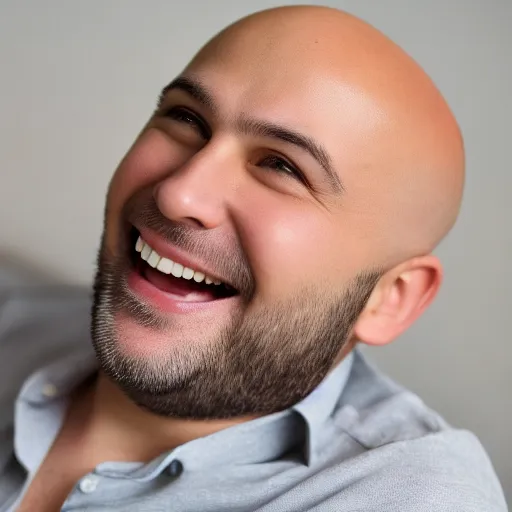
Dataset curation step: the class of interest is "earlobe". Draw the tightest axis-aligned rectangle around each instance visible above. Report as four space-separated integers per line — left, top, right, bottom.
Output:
353 255 443 346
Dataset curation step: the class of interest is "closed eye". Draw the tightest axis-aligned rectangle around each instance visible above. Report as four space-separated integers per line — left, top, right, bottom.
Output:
161 106 211 140
257 154 309 185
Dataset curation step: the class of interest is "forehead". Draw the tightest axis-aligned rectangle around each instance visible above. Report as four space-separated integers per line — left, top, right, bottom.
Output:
184 51 387 171
179 42 433 259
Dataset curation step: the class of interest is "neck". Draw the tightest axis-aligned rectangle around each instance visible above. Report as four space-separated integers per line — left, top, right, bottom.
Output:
73 372 254 464
71 342 355 465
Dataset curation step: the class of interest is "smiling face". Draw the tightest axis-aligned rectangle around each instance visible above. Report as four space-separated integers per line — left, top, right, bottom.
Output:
91 7 463 419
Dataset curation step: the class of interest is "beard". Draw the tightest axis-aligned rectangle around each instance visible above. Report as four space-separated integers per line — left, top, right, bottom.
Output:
91 197 380 420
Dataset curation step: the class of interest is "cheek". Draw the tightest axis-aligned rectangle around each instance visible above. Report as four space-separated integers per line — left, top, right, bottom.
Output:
237 197 339 297
104 130 187 249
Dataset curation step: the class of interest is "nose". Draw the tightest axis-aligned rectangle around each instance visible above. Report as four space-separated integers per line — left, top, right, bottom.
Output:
153 143 237 229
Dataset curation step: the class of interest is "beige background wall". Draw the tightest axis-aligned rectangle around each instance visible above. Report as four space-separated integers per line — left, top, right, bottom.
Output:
0 0 510 501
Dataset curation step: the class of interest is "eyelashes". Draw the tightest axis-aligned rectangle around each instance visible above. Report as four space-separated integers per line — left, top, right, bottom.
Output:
158 106 309 186
161 106 211 139
256 154 307 183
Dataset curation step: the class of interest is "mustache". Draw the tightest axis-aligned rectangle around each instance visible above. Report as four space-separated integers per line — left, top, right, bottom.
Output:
123 192 255 299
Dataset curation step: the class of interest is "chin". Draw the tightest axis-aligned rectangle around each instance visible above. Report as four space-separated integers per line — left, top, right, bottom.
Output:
91 221 244 360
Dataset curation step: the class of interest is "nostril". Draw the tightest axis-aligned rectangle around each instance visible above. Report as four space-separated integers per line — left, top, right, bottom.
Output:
182 216 207 229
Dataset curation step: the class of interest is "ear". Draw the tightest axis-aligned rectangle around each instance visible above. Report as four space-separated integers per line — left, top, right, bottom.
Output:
353 255 443 346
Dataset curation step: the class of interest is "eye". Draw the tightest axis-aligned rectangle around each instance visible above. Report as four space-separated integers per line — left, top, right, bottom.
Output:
161 106 211 140
257 154 308 184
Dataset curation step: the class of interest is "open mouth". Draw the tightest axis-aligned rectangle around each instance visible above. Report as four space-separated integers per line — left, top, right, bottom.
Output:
128 227 238 303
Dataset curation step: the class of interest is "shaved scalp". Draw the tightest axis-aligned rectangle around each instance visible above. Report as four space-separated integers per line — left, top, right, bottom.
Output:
92 5 465 420
189 5 465 262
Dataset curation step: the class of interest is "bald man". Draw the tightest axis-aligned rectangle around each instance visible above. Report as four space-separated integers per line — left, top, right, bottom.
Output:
0 5 506 512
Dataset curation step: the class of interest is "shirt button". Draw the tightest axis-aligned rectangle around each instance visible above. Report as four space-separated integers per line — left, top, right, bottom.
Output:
166 459 184 477
41 383 58 398
79 474 100 494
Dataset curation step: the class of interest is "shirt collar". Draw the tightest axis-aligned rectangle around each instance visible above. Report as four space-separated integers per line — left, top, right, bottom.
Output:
18 344 97 405
293 351 354 465
15 343 97 473
17 343 354 471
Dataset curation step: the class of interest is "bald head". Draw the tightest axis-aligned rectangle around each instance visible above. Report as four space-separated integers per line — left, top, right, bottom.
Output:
189 5 464 259
97 4 465 417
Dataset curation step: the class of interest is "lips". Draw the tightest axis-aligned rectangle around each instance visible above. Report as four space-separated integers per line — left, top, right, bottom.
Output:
126 226 238 312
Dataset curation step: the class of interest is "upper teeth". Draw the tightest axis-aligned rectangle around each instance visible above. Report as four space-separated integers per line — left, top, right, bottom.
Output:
135 236 221 285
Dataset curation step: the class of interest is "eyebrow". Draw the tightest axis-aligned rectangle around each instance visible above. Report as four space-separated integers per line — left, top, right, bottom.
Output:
159 76 217 113
158 76 344 194
237 118 343 193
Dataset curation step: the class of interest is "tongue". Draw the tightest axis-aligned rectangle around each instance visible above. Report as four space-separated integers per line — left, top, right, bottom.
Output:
144 266 218 302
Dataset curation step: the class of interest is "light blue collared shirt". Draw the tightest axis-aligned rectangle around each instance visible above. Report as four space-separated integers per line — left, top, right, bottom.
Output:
0 281 507 511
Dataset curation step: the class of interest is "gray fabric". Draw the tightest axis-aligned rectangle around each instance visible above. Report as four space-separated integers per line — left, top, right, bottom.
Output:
0 277 507 511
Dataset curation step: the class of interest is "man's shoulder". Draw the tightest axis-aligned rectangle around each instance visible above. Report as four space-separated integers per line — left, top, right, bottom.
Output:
0 282 92 354
321 352 508 511
336 429 507 511
0 281 92 422
279 427 507 511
